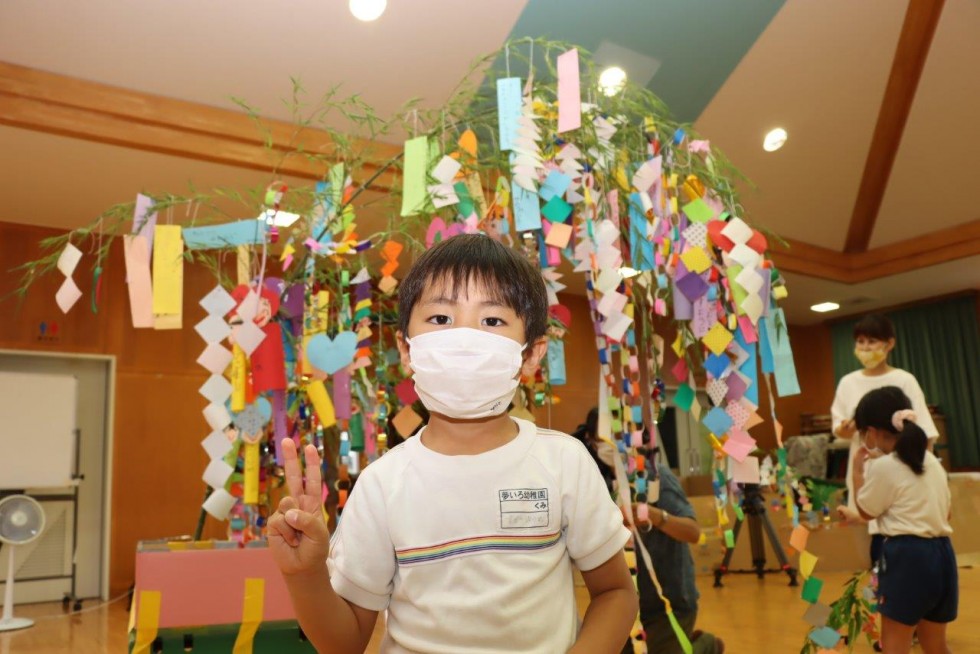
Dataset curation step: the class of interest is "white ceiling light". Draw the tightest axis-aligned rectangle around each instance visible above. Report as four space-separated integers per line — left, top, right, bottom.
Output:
810 302 840 313
260 210 301 228
349 0 386 21
763 128 788 152
598 66 628 96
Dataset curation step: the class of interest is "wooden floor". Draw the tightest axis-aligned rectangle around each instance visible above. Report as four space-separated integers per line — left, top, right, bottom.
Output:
3 567 977 653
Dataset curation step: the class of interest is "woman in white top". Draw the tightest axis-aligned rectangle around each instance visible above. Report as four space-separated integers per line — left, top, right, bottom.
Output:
853 386 956 654
831 314 938 563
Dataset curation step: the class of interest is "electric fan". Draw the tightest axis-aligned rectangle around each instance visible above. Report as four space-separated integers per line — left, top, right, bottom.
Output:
0 494 46 632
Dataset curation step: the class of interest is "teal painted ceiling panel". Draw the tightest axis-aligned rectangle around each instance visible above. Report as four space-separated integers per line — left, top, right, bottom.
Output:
505 0 785 123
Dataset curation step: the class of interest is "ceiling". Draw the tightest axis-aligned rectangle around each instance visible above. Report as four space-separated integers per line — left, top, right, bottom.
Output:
0 0 977 325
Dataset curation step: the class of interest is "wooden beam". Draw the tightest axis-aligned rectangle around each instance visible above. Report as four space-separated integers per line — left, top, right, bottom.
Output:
843 0 946 253
0 62 401 191
773 220 980 283
770 238 853 282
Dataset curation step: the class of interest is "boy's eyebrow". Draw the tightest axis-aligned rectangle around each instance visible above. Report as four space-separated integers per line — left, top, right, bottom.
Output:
421 295 509 308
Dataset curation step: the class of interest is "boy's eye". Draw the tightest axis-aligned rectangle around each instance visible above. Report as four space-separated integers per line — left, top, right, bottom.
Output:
482 317 506 327
427 315 452 326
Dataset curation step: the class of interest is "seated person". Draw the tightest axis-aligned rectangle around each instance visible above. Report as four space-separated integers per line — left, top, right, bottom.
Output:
625 450 725 654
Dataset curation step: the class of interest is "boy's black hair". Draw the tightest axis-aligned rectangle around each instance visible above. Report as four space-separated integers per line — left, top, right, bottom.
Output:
853 313 895 342
854 386 928 475
398 234 549 343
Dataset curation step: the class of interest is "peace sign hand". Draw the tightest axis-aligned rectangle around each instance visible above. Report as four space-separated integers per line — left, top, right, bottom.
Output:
268 439 331 577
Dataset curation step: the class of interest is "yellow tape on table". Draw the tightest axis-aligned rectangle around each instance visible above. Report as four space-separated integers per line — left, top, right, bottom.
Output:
233 578 265 654
132 590 161 654
244 441 259 504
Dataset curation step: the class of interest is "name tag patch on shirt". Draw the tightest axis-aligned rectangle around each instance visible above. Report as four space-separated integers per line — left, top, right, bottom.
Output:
499 488 549 528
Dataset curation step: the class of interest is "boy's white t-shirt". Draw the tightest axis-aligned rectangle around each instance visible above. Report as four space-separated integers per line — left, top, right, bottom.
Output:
327 417 630 654
830 368 938 535
856 451 952 538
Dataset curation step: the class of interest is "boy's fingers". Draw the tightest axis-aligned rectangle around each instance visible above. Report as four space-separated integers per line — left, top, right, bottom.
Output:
304 444 322 500
282 439 304 498
268 510 301 547
285 508 328 541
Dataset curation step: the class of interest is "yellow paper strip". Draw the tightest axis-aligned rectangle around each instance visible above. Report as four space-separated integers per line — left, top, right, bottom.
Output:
232 578 265 654
152 225 183 315
306 380 337 427
231 344 247 412
132 590 161 654
244 441 259 504
237 245 251 285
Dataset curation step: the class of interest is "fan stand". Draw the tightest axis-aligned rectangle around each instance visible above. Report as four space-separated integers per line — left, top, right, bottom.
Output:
0 544 34 632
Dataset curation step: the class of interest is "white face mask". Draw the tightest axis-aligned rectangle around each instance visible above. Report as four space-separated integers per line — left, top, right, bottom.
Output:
407 327 526 420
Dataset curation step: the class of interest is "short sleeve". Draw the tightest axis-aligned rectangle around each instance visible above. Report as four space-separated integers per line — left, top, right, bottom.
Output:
652 465 695 520
561 441 630 571
830 377 852 432
856 458 893 519
902 375 939 439
327 466 396 611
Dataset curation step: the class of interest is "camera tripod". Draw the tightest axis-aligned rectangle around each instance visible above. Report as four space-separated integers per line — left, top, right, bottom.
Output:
713 483 798 587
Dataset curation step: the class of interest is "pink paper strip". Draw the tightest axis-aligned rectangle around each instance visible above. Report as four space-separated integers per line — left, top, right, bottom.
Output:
333 369 352 420
123 235 154 328
557 49 582 133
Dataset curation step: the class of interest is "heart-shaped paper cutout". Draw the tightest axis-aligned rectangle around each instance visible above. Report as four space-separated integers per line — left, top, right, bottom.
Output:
306 331 358 375
425 217 465 249
226 396 272 424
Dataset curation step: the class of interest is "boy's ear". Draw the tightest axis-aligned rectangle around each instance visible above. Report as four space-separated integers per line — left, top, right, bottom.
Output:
884 337 897 353
395 330 413 371
521 336 549 377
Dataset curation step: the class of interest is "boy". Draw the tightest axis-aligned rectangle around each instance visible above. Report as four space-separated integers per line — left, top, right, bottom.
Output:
268 234 637 653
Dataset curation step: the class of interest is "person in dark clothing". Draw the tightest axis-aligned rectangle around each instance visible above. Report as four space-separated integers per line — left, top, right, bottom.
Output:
571 407 616 492
626 458 724 654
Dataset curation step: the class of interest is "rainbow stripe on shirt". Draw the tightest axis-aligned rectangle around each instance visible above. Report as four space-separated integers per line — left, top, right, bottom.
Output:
396 531 562 566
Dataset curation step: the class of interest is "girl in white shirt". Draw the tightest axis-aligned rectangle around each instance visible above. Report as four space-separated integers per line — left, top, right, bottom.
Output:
853 386 956 654
831 313 938 563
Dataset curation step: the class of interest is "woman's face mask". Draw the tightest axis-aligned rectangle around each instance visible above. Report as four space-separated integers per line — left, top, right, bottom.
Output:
854 336 892 369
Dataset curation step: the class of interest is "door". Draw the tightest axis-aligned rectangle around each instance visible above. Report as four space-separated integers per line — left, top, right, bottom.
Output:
0 352 111 603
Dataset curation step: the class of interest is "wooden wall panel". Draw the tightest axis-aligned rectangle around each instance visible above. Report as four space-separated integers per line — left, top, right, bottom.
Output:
531 295 599 435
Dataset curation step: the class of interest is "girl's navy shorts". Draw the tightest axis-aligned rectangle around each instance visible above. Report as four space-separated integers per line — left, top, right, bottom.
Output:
877 535 958 626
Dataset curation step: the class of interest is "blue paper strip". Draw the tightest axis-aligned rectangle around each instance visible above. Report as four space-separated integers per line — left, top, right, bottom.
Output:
547 338 566 385
183 220 267 250
758 317 775 374
512 180 542 232
762 308 800 397
497 77 522 151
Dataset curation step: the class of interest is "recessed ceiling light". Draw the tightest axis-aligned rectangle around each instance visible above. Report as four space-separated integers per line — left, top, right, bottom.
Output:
763 128 788 152
598 66 628 96
349 0 386 22
810 302 840 313
261 209 301 228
